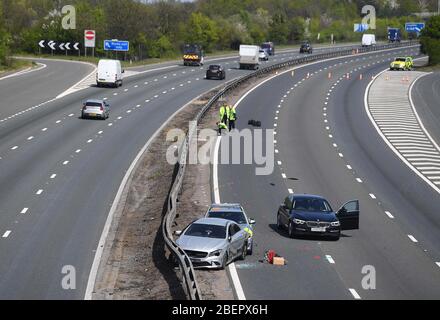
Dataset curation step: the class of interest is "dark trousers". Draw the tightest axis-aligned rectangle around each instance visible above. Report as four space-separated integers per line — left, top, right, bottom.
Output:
229 120 235 131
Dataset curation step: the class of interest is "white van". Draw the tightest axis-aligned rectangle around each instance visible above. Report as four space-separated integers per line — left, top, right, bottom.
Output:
362 34 376 47
96 59 124 88
239 45 260 70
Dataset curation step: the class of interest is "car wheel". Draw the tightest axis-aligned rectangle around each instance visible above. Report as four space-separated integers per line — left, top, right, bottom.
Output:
221 252 229 269
247 241 253 255
239 243 247 261
277 214 283 230
288 222 295 238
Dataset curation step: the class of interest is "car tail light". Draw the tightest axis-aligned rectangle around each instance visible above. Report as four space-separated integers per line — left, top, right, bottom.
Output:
83 104 87 110
100 105 104 111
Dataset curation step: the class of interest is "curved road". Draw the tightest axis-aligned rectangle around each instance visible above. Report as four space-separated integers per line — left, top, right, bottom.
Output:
0 59 95 122
0 44 365 299
216 46 440 299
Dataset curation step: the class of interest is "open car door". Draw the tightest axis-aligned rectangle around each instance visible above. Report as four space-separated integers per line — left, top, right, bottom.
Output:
337 200 359 231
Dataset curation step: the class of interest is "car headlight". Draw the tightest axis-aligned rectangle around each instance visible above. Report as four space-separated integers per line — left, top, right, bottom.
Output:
331 221 340 227
209 249 223 257
293 218 305 225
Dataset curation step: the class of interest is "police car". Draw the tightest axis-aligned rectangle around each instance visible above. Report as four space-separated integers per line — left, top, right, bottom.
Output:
205 204 255 254
390 57 413 71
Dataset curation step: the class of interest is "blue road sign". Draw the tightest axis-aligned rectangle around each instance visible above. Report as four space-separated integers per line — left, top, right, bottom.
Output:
354 24 369 33
405 23 425 33
104 40 130 51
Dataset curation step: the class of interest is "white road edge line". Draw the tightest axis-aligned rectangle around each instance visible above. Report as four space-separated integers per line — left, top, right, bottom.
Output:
84 84 228 300
364 61 440 195
349 288 361 299
210 45 419 301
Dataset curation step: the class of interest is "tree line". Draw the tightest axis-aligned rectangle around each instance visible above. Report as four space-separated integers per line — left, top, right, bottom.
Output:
0 0 439 64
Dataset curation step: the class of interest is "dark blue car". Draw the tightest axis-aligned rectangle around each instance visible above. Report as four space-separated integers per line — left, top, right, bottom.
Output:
277 194 359 240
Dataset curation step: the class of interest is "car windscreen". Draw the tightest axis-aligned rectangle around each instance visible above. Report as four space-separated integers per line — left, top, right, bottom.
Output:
85 102 102 107
293 198 332 212
261 44 271 49
395 58 406 62
207 211 247 224
185 223 226 239
209 65 220 70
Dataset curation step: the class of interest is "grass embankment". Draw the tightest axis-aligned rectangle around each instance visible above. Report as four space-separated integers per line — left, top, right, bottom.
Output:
0 59 34 76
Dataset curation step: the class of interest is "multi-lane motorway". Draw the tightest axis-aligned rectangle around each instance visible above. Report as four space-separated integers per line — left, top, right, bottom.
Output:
0 44 365 299
216 46 440 299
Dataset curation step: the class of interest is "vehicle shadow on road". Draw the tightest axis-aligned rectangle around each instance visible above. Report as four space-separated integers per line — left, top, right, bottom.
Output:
268 224 341 242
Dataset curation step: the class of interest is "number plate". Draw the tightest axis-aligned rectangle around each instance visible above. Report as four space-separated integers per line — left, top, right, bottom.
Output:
311 227 326 232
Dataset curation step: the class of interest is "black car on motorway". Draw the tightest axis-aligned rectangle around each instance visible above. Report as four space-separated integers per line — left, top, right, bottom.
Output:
206 64 226 80
299 41 313 54
277 194 359 240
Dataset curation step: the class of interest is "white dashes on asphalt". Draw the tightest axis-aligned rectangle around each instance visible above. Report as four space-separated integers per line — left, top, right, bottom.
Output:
408 235 418 243
349 288 361 300
2 231 11 238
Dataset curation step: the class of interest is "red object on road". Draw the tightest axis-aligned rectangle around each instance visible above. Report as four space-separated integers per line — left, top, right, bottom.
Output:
266 250 276 264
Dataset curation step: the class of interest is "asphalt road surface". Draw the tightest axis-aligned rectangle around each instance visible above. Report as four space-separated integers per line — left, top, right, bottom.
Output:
216 46 440 299
0 44 368 299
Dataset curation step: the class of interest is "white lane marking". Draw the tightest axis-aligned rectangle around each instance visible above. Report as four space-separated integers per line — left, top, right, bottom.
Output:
369 193 376 199
365 66 440 194
75 149 81 153
2 231 11 238
282 173 287 179
325 255 335 264
436 262 440 268
56 120 61 124
385 211 394 219
85 86 220 300
42 128 47 132
408 235 418 243
108 123 113 126
87 139 93 143
20 208 29 214
36 189 43 195
27 136 34 141
349 288 361 300
50 174 57 179
69 113 75 117
277 161 282 165
63 161 69 165
338 153 344 158
11 146 18 150
117 116 122 120
288 188 294 194
356 178 363 183
347 165 352 170
98 131 103 134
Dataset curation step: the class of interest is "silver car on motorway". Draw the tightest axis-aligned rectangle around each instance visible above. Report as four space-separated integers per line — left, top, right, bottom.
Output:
176 218 248 269
81 99 110 120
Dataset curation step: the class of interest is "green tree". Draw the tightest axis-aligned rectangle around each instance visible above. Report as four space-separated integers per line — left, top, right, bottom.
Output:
185 12 219 52
269 13 289 44
0 1 11 66
420 15 440 65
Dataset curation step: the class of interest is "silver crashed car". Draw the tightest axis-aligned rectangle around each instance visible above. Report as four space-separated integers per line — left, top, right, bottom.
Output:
176 218 248 269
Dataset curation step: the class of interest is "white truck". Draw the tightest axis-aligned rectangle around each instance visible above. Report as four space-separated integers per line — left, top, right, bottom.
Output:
362 34 376 47
239 45 260 70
